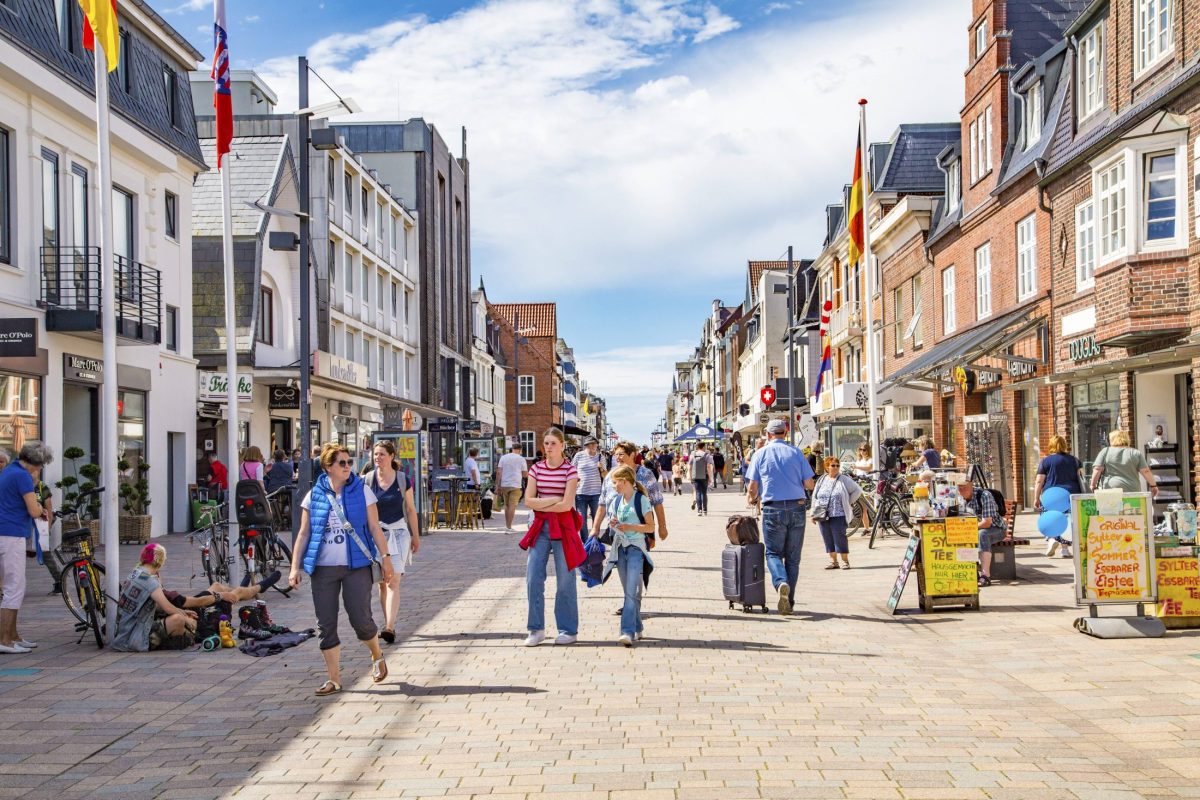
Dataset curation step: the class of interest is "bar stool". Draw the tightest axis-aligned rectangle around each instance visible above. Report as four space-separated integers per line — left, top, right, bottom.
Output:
431 490 453 529
454 491 480 529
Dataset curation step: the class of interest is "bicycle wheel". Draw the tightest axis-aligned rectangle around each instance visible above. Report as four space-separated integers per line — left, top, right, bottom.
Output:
60 561 105 625
867 505 886 549
82 582 105 648
265 536 292 594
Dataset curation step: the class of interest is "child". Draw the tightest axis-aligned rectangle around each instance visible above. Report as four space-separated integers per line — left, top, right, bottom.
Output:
671 460 684 496
600 466 655 647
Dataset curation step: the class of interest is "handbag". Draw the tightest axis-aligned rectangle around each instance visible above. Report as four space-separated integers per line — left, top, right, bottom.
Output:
1094 448 1110 490
326 491 385 583
810 478 830 521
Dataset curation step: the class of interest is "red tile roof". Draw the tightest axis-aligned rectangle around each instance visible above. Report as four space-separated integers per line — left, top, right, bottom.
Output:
490 302 557 339
748 261 789 304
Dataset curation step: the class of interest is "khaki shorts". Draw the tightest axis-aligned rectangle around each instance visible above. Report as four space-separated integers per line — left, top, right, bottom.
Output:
500 487 522 508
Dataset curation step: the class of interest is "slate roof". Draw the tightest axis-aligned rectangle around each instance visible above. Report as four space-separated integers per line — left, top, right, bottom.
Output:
824 204 845 248
874 123 961 194
995 44 1070 192
192 136 291 237
490 303 557 339
1008 0 1094 65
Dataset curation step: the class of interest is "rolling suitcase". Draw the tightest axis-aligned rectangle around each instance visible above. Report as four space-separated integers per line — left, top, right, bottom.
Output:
722 543 768 613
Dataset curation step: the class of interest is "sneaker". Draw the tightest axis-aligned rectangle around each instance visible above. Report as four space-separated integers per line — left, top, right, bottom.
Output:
633 632 643 641
777 583 792 615
523 630 546 647
0 643 32 654
554 633 577 645
1045 539 1059 557
617 634 633 647
15 640 37 649
1061 547 1073 559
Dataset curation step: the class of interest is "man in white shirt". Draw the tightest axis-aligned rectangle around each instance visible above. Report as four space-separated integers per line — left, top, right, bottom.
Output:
495 443 529 531
464 448 481 489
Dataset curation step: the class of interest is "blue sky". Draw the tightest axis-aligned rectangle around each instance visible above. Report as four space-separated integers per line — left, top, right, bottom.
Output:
172 0 964 442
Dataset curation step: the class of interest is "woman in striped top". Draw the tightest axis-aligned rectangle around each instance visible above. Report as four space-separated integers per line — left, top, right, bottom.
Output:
523 428 580 647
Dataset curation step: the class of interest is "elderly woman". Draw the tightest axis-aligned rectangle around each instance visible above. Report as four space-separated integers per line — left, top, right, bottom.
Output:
811 456 863 570
0 442 53 654
289 443 395 696
1090 430 1158 497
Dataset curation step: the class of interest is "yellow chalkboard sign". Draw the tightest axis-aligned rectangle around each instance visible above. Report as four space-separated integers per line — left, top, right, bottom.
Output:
920 518 980 598
1156 556 1200 618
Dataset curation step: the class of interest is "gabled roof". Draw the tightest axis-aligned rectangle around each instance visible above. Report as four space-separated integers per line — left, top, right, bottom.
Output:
193 136 293 238
747 261 788 305
490 302 557 339
996 42 1070 192
874 123 961 194
1008 0 1094 65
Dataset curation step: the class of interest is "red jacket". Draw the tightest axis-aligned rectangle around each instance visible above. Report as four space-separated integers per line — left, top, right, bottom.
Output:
519 508 586 571
208 460 228 490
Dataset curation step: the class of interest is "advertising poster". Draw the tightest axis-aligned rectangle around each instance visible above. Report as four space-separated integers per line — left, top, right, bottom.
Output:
1071 493 1155 605
920 518 980 598
372 431 425 524
1156 556 1200 618
886 528 922 614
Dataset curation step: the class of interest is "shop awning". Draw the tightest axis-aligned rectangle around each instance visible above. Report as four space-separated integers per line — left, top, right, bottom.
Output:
881 308 1044 391
1008 342 1200 390
562 424 593 437
673 422 725 442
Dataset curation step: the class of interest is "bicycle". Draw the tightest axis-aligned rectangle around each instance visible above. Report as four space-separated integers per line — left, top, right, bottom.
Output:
237 486 293 595
867 471 913 549
188 511 231 586
51 486 107 648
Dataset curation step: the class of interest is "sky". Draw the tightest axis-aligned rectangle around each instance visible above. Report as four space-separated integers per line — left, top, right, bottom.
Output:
171 0 966 443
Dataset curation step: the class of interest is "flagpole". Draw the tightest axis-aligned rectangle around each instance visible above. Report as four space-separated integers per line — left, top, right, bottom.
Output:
220 154 241 586
92 42 120 640
859 99 882 471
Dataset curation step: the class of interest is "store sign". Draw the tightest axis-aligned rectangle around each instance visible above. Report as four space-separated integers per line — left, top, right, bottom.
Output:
1072 493 1156 605
313 351 368 388
463 420 483 433
383 405 424 431
427 416 458 432
198 372 253 403
0 319 36 358
268 385 299 409
64 353 103 382
1067 334 1102 363
976 370 1002 387
921 518 981 597
1157 556 1200 618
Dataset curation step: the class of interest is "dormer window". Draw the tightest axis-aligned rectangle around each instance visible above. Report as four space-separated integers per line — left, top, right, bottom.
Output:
1078 20 1105 121
1135 0 1174 75
945 160 961 210
1023 80 1042 150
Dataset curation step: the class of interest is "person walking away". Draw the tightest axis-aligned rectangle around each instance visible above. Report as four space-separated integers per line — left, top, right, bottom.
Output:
1034 435 1083 558
656 449 674 484
671 459 685 496
288 443 394 695
464 448 481 489
712 449 727 490
745 419 814 615
1089 429 1159 498
597 465 655 647
519 428 582 646
689 442 714 516
496 443 529 532
957 477 1006 587
0 442 53 653
240 445 266 486
811 456 862 570
364 440 421 645
571 437 605 541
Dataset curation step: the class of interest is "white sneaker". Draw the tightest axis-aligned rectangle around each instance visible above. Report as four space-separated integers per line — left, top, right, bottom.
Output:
1045 539 1059 557
1061 547 1073 559
0 643 32 654
15 640 37 649
554 633 577 645
617 634 633 647
523 631 546 647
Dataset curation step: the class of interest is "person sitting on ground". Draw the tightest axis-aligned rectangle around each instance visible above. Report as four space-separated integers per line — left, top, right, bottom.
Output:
956 477 1006 587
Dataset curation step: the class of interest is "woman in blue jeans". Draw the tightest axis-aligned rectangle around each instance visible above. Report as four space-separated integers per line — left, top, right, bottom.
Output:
599 466 655 647
521 428 581 647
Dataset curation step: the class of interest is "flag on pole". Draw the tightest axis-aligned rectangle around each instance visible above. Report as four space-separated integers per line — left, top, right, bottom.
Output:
847 132 866 268
211 0 233 169
79 0 120 72
813 299 833 399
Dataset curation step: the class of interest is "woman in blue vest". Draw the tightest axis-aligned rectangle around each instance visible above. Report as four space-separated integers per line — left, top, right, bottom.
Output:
289 443 394 696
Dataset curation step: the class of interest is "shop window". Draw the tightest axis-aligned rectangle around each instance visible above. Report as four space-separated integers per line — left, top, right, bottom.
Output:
0 374 42 456
118 389 147 477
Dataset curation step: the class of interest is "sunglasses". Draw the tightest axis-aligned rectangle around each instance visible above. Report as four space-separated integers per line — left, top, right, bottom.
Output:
333 459 353 467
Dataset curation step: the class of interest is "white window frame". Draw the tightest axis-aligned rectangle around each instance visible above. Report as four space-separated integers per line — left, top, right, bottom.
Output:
1075 200 1095 291
519 431 536 459
911 274 923 348
892 286 904 356
946 160 960 210
1143 149 1177 245
518 375 535 404
1016 214 1037 300
1078 21 1105 121
969 120 979 184
1135 0 1174 77
1095 155 1127 264
1089 136 1187 266
975 243 992 320
975 18 988 59
1023 81 1042 150
942 266 956 334
984 106 993 173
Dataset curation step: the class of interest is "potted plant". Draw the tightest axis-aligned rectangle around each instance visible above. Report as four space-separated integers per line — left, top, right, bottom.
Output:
118 458 152 544
54 447 103 548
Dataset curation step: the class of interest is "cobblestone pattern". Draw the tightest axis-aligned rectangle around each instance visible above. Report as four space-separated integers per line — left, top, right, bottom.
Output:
2 487 1199 799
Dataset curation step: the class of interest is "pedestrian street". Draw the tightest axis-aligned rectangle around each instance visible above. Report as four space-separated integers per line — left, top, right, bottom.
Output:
2 486 1199 800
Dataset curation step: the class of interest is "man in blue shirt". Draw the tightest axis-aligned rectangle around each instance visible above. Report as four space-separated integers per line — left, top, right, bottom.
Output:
745 419 814 615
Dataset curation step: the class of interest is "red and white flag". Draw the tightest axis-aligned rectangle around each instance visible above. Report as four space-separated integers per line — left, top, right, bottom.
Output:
211 0 232 169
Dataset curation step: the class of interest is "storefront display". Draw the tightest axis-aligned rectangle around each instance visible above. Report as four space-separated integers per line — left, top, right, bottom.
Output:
1071 378 1119 474
0 373 41 456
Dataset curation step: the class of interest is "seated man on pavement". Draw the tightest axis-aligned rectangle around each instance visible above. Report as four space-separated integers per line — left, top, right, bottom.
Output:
956 477 1006 588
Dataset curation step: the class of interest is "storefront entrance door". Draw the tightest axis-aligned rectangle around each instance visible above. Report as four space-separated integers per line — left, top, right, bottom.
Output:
1022 391 1040 509
63 383 99 465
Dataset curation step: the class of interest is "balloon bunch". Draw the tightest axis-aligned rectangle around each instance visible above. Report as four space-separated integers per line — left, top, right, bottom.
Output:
1037 486 1071 538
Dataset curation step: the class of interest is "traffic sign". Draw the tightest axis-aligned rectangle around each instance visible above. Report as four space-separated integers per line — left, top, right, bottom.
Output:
760 385 776 408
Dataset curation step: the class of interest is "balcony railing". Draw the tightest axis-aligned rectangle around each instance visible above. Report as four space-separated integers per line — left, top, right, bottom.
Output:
829 301 862 346
40 246 161 344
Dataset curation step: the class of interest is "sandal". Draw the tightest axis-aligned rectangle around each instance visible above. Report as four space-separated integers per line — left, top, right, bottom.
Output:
371 658 388 683
840 563 851 570
978 575 992 587
379 629 396 645
824 563 840 570
314 680 342 696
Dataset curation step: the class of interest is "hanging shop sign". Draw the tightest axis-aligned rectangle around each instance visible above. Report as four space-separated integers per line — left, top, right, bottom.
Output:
427 416 458 433
0 319 37 358
1067 335 1102 363
197 371 253 403
1071 492 1156 605
953 366 976 394
976 370 1003 388
268 385 300 410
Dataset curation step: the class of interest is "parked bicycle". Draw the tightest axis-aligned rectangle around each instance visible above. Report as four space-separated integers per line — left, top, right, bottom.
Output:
50 485 106 648
867 470 913 549
188 511 231 586
235 482 293 595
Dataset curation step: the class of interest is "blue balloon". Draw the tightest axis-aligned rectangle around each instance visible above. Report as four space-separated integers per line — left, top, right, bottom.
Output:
1041 486 1071 514
1037 510 1068 538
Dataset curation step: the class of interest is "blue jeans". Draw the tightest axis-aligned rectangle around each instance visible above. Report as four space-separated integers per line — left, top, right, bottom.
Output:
762 504 807 591
818 515 849 554
692 479 709 512
616 546 646 637
525 523 578 635
575 494 600 538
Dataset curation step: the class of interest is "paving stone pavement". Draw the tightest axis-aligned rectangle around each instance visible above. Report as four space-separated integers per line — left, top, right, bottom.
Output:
2 485 1200 799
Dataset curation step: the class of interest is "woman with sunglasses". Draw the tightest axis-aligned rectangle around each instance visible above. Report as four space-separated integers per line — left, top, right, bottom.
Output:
289 443 394 696
810 456 863 570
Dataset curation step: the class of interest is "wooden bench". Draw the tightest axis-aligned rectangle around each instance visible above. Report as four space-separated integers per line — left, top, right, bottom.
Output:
991 501 1030 580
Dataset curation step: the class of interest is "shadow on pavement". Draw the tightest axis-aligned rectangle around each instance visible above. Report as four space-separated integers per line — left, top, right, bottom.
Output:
641 610 789 623
366 681 546 696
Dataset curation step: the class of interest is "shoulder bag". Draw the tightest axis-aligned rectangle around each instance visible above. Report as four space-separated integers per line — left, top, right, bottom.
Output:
810 477 830 521
1093 447 1109 490
326 490 384 583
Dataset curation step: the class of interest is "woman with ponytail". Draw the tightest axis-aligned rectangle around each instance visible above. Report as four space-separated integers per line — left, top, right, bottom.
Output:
598 465 655 647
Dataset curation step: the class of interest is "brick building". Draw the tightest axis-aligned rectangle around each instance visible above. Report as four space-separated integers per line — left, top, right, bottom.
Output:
488 302 562 458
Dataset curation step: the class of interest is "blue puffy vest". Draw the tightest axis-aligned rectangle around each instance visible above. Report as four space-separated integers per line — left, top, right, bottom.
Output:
302 472 374 574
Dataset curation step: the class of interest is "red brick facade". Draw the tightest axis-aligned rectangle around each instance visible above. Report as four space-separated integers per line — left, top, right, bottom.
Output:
488 303 563 456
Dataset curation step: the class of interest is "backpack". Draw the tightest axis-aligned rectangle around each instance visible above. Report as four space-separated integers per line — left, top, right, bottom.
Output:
979 487 1007 531
195 596 233 640
725 515 760 546
602 491 651 546
690 453 710 480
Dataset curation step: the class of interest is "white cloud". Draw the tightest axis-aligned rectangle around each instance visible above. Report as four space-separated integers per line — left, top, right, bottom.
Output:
576 343 694 440
693 4 739 43
169 0 209 13
245 15 261 23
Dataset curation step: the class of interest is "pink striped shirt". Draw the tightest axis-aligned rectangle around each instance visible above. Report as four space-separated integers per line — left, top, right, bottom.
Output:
528 459 578 498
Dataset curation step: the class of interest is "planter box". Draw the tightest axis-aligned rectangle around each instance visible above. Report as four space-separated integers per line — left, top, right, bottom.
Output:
119 515 152 544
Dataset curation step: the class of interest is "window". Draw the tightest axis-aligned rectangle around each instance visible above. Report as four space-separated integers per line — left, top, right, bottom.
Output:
873 328 884 382
1024 81 1042 149
1136 0 1174 74
1144 151 1176 242
365 337 373 377
376 273 384 311
257 286 274 345
345 328 355 362
0 128 9 264
911 274 923 348
518 375 535 404
164 191 178 240
1096 157 1126 261
165 305 179 352
390 215 397 256
112 187 134 261
70 164 87 248
376 202 385 244
378 343 386 385
519 431 535 459
162 67 178 128
984 106 993 172
975 18 988 58
1016 214 1037 300
946 160 960 210
969 120 978 183
360 186 368 228
361 263 368 304
975 244 992 319
936 267 955 333
55 0 74 51
391 282 398 320
326 156 335 208
1075 201 1096 290
892 286 904 355
327 242 336 291
344 250 353 292
343 172 352 221
1078 21 1105 120
42 150 59 252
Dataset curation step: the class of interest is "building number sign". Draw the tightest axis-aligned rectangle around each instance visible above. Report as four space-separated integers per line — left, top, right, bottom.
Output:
1067 335 1102 363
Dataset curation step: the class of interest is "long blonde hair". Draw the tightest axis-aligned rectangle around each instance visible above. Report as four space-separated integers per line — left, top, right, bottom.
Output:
610 465 648 496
